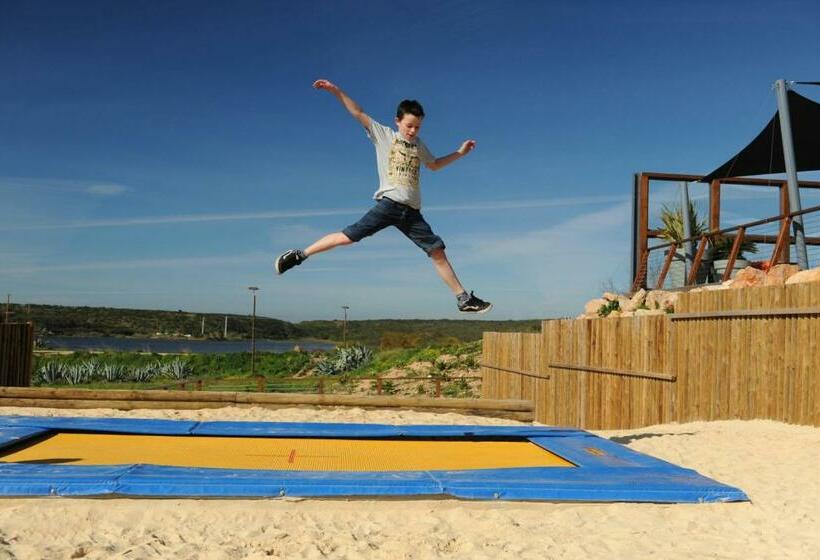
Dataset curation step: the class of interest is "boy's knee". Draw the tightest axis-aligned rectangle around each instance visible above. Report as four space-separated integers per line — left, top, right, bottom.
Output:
429 248 446 260
337 232 354 245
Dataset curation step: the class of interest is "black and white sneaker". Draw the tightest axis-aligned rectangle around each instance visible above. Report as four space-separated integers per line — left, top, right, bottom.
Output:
275 249 307 275
457 291 493 313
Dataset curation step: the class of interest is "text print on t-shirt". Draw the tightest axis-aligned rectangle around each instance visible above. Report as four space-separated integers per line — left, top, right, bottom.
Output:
387 138 422 189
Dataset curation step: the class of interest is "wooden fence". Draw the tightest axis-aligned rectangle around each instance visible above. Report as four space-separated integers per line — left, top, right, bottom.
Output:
0 323 34 387
482 282 820 429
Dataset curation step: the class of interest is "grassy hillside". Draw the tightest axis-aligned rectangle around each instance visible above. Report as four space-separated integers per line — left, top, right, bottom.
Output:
9 303 541 346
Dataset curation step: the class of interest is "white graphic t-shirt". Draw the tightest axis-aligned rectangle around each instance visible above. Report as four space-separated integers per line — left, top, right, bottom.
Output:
366 118 435 210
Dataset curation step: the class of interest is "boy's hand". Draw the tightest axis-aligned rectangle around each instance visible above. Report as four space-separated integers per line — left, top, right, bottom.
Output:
313 79 339 93
458 140 477 156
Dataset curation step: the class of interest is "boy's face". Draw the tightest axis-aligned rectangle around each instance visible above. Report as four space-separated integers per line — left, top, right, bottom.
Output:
395 114 423 141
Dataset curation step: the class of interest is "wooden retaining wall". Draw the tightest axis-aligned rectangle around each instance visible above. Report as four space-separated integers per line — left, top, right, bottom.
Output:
482 282 820 429
0 323 34 387
0 386 535 422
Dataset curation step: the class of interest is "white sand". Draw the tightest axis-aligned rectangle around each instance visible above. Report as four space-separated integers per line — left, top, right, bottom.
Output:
1 406 819 559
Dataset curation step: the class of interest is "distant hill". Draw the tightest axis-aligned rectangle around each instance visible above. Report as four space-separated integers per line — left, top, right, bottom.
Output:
8 303 542 347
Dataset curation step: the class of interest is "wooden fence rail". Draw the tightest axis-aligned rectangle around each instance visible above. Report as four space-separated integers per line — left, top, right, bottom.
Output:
0 323 34 387
483 282 820 429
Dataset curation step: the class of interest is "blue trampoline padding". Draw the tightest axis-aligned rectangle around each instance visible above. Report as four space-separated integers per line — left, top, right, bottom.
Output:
0 415 749 503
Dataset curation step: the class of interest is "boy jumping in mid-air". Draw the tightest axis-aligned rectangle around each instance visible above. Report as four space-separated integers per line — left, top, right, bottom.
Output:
275 79 492 313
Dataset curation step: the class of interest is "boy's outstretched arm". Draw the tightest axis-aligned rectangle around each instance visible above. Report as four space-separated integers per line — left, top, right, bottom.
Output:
313 79 371 131
426 140 476 171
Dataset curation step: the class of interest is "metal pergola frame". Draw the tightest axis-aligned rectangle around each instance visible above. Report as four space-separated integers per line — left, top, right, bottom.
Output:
631 171 820 290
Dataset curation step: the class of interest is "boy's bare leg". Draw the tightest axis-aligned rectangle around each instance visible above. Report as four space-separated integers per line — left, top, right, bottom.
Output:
275 232 352 275
304 232 353 256
430 248 465 295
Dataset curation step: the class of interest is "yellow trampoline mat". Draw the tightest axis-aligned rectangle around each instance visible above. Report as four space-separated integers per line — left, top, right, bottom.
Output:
0 433 574 472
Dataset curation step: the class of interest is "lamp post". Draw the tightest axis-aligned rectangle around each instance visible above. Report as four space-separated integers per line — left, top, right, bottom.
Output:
248 286 259 376
341 305 349 347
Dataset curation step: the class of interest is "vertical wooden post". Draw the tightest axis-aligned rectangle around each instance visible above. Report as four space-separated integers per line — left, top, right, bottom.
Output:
709 180 721 232
318 378 325 394
196 379 203 391
376 377 383 395
435 379 442 398
686 236 708 285
635 174 650 289
779 184 791 264
256 377 265 392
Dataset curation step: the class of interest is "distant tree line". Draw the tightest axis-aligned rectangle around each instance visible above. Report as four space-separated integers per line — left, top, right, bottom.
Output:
10 303 542 346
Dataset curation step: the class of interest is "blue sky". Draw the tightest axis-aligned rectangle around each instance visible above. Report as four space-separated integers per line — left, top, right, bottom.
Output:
2 0 820 322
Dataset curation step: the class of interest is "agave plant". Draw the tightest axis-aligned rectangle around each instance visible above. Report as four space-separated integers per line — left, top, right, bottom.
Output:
80 360 101 381
101 363 128 382
315 345 373 376
35 362 66 385
336 346 373 370
658 202 706 245
130 362 161 383
64 364 89 385
162 359 192 380
315 359 341 376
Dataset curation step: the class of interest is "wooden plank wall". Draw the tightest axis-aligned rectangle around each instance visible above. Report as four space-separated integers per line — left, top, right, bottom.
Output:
672 283 819 426
482 282 820 429
480 332 546 405
0 323 34 387
540 316 675 430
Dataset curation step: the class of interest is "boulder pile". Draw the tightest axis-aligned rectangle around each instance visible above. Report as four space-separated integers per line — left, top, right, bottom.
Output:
580 264 820 319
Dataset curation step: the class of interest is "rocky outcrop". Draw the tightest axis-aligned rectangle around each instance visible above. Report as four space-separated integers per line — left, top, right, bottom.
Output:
785 267 820 285
731 266 767 289
578 265 819 319
765 264 800 286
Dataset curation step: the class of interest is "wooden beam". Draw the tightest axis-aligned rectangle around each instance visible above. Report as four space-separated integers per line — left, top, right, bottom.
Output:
639 171 820 188
710 180 721 231
671 308 820 320
0 387 534 420
548 362 676 382
648 231 820 246
479 363 550 380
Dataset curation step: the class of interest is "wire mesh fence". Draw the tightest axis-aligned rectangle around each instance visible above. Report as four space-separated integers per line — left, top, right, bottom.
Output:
639 205 820 290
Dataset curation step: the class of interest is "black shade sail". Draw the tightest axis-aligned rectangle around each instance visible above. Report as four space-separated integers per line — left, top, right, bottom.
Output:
701 90 820 182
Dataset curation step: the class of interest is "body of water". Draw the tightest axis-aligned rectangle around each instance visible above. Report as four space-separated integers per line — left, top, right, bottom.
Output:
41 336 335 354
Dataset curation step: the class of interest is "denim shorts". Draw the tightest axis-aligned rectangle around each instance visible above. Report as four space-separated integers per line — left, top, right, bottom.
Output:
342 198 446 256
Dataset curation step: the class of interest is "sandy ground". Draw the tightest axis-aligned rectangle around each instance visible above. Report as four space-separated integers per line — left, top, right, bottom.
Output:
0 405 819 559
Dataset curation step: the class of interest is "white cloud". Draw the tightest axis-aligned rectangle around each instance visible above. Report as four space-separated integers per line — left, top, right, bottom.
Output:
0 194 627 231
85 183 128 196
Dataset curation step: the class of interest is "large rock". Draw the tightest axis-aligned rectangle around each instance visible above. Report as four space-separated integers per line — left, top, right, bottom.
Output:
645 290 679 312
731 266 767 289
785 267 820 285
584 298 607 316
629 288 647 309
617 295 634 312
765 264 800 286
